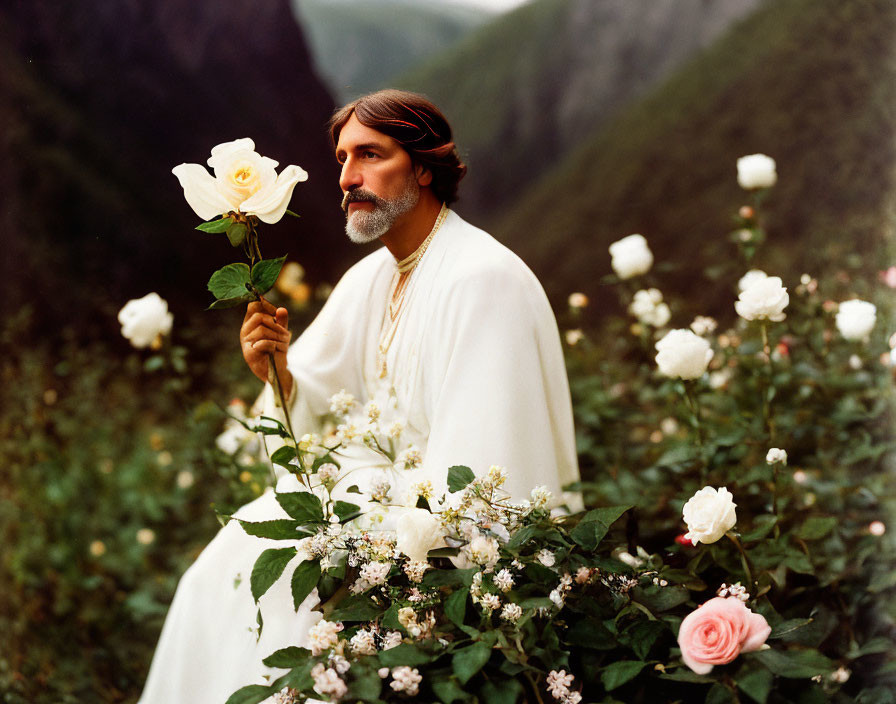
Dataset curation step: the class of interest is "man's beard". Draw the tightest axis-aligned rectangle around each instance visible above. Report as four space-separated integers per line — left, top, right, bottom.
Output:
344 177 420 244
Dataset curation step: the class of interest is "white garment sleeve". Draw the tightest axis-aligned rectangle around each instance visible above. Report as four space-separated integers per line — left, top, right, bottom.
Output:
422 263 580 504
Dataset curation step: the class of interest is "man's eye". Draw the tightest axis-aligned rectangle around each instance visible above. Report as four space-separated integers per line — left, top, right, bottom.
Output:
363 151 379 159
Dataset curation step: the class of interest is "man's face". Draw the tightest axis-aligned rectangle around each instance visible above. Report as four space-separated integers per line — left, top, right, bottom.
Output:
335 114 421 243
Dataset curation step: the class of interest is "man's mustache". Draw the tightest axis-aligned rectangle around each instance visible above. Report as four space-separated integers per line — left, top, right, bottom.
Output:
341 189 380 213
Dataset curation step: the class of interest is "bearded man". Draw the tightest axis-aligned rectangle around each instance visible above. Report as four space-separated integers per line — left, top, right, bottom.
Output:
138 89 579 702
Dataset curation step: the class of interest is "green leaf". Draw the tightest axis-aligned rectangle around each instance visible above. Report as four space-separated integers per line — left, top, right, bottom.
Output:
423 568 477 587
270 446 298 467
327 595 382 622
659 670 714 684
741 515 778 542
285 209 301 218
445 587 468 628
432 678 469 704
251 255 287 296
348 668 382 699
447 465 476 493
632 585 690 613
737 666 773 704
706 682 736 704
250 547 297 602
208 295 253 310
452 642 492 684
143 356 165 372
238 519 304 540
601 660 647 691
275 492 324 523
796 517 837 540
208 262 251 300
334 501 361 522
346 485 362 494
262 646 311 669
480 679 524 704
769 618 813 640
224 684 274 704
291 560 321 610
748 648 834 678
197 217 232 233
226 221 248 247
377 643 435 667
571 505 631 550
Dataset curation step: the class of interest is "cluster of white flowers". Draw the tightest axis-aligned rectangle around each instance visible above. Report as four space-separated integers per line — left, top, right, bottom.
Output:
500 602 523 622
118 292 174 349
682 487 737 545
370 477 391 503
310 662 347 700
329 390 356 416
349 628 377 656
536 548 556 568
466 532 501 570
609 234 653 279
717 581 750 601
629 288 671 328
689 315 718 336
352 561 392 592
493 568 515 592
549 573 573 609
530 485 553 509
403 560 431 583
397 607 436 639
546 669 582 704
655 329 714 380
389 666 422 696
272 687 301 704
308 619 344 656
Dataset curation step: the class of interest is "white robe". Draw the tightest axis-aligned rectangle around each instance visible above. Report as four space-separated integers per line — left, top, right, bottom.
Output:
138 210 579 702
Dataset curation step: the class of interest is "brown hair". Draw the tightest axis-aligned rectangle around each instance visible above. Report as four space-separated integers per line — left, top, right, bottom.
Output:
328 89 467 205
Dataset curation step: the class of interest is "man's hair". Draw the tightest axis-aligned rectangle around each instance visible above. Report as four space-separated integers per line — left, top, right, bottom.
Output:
328 89 467 205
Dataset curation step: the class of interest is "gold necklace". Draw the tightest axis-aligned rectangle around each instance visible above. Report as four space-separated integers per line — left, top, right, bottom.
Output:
377 205 449 378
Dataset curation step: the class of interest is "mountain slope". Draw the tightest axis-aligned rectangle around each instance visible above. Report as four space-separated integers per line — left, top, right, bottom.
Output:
0 0 348 332
293 0 490 101
398 0 763 222
493 0 895 310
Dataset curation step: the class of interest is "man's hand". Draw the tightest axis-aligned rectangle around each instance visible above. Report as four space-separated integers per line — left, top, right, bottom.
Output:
240 298 293 400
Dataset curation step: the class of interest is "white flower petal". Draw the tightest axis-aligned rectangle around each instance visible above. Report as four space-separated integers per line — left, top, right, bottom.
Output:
172 163 235 220
207 138 257 170
241 164 309 224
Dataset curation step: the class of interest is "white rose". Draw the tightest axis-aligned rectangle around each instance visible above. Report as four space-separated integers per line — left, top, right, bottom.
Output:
735 276 789 322
467 534 500 568
172 138 308 224
629 289 670 327
655 329 713 380
765 448 787 465
835 299 877 341
118 292 173 348
682 487 737 545
395 509 445 562
609 234 653 279
737 269 768 293
737 154 777 190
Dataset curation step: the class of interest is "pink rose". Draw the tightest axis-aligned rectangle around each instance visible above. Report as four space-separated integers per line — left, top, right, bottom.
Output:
677 597 771 674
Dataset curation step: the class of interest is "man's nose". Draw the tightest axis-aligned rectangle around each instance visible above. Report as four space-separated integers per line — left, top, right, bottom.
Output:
339 159 362 193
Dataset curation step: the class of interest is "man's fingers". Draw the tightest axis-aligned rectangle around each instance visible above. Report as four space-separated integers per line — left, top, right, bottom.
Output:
250 340 289 354
244 298 277 322
243 326 290 344
240 312 289 338
275 307 289 328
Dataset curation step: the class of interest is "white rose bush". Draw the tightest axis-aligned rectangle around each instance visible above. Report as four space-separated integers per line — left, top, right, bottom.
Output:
114 147 891 704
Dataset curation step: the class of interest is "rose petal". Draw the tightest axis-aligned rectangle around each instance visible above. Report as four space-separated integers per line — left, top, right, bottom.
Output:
241 164 309 224
207 138 258 170
740 610 771 652
172 163 235 220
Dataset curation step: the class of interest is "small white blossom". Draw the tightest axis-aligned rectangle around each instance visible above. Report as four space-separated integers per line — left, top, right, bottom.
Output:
403 560 431 583
365 401 381 423
565 329 584 346
609 234 653 279
735 276 789 322
317 462 339 484
546 669 575 699
655 329 714 380
388 421 405 438
389 666 422 696
869 521 886 536
370 478 391 502
831 666 851 684
494 568 515 592
568 292 589 309
479 593 501 612
349 629 377 656
536 549 556 567
836 299 877 342
501 603 523 622
395 447 422 471
117 293 174 349
629 288 671 327
381 631 402 650
329 389 356 416
311 663 347 700
487 465 508 486
467 535 500 569
690 316 718 336
766 448 788 465
737 153 777 190
575 567 595 584
359 561 391 586
530 486 552 509
308 619 343 655
549 589 565 608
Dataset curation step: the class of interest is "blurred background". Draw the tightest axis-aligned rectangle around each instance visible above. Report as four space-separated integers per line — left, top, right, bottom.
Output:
1 0 893 700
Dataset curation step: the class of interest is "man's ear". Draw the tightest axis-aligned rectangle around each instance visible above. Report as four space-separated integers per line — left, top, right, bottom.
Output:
415 164 433 187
